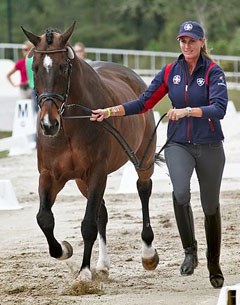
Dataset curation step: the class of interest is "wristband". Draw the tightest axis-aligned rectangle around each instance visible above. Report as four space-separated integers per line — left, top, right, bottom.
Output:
186 107 192 117
105 108 112 118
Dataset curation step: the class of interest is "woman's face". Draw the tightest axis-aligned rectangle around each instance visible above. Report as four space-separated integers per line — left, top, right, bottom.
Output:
179 36 205 62
22 44 31 57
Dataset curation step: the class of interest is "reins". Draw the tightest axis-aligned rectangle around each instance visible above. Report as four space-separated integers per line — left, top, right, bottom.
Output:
61 104 93 119
60 105 143 168
61 108 173 170
155 119 179 157
100 113 178 170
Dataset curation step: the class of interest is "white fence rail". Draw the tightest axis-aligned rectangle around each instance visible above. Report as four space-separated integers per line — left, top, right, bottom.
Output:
1 43 240 88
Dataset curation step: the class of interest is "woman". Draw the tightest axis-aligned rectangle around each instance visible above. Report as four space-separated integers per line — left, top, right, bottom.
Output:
73 42 92 64
91 20 228 289
6 41 33 99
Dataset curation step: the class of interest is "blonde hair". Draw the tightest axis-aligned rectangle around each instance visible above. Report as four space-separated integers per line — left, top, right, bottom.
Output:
73 42 86 51
201 40 213 61
23 40 33 48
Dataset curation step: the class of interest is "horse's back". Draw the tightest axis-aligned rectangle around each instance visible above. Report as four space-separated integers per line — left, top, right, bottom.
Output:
90 61 147 96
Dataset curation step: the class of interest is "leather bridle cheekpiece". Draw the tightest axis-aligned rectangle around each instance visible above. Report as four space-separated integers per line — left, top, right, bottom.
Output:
34 48 72 115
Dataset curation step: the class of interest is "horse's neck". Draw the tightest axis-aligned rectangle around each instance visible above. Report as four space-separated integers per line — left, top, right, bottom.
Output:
70 60 105 106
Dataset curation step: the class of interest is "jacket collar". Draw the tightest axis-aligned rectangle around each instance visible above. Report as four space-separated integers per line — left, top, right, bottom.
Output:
177 52 208 71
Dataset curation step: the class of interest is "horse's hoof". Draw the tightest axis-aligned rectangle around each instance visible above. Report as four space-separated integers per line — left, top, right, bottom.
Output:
76 267 92 282
57 241 73 260
142 249 159 270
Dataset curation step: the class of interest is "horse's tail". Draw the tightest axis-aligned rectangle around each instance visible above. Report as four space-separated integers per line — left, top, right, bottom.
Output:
154 152 165 166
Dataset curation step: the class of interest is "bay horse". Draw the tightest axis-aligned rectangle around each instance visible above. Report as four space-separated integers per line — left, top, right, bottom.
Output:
22 22 160 282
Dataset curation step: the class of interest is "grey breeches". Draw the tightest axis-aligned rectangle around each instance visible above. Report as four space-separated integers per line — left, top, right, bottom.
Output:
164 141 225 215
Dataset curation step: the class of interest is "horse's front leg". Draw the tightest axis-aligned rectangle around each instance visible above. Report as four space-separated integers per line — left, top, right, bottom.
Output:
137 178 159 270
37 172 73 260
77 175 107 281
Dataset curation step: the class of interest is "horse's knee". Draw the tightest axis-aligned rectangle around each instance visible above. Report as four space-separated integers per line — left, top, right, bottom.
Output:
137 179 152 197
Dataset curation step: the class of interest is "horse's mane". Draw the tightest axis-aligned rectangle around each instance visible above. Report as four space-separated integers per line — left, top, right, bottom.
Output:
45 27 61 45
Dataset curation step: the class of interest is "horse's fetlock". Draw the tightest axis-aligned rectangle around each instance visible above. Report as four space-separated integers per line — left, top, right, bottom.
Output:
141 225 154 245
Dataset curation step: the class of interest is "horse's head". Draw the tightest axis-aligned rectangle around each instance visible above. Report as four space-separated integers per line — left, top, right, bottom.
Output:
21 22 76 136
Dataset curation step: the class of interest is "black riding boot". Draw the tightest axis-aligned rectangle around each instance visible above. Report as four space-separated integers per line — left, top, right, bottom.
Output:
173 193 198 276
205 207 224 288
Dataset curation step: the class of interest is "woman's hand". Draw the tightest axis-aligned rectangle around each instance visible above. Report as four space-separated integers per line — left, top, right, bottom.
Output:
167 108 188 121
90 109 110 122
90 105 125 122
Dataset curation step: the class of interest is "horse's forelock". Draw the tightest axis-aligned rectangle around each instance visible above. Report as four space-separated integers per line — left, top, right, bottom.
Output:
45 27 61 45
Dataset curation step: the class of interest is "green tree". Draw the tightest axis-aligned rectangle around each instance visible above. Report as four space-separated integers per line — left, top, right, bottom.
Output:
1 0 240 56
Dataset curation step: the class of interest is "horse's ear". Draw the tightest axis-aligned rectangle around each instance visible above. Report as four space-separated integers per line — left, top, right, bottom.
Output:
61 21 76 45
67 46 74 59
21 26 41 46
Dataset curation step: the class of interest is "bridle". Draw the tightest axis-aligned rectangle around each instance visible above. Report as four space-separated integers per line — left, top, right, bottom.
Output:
35 48 93 119
34 48 77 116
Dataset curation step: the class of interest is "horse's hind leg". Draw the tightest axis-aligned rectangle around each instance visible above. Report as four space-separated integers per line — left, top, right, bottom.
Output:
137 178 159 270
96 199 110 273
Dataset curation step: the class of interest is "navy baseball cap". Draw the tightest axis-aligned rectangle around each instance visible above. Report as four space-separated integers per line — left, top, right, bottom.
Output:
177 21 205 40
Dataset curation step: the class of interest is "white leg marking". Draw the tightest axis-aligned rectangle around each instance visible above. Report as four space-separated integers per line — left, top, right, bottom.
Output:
77 267 92 282
43 55 53 73
142 242 155 259
96 233 110 271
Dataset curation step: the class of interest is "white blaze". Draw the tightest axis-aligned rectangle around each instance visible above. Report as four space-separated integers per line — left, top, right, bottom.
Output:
43 55 53 73
42 113 51 127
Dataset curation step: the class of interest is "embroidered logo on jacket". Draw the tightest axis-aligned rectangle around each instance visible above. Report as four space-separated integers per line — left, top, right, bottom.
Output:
218 75 227 86
197 78 205 86
173 75 181 84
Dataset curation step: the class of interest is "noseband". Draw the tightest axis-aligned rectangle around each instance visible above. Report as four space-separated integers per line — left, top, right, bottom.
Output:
34 48 72 115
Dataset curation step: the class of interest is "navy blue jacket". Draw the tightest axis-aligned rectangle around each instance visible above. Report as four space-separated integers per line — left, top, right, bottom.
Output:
123 53 228 144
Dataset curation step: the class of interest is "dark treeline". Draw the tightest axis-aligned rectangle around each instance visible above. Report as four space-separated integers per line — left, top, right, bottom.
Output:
1 0 240 55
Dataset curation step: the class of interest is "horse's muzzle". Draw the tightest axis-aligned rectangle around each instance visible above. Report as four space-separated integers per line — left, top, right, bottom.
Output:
40 117 60 136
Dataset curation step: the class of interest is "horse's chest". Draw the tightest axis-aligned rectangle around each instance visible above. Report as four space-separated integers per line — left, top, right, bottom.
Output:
41 148 90 181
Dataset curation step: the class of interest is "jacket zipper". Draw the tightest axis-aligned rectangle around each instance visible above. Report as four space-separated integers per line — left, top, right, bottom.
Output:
185 83 191 143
